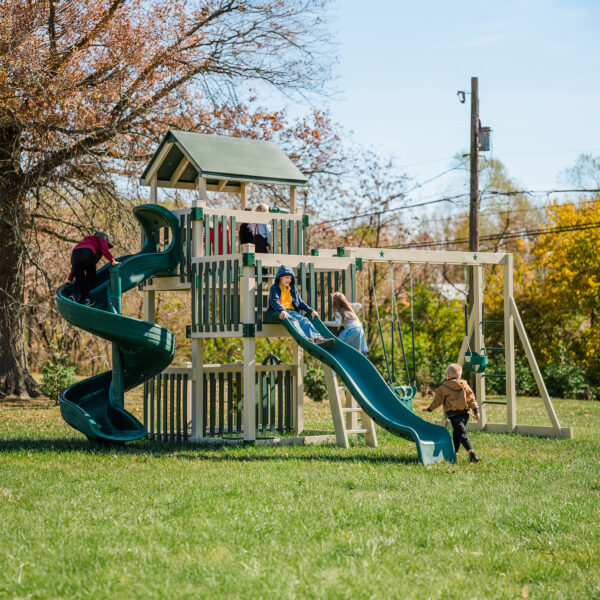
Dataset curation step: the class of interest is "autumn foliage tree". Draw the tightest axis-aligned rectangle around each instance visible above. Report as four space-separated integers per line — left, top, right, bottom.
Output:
0 0 335 398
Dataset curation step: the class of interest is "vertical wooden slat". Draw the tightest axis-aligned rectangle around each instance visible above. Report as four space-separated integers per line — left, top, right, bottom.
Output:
169 373 175 440
197 262 203 332
183 373 189 441
296 221 301 255
226 259 232 331
282 218 288 254
233 260 240 326
289 220 295 256
176 373 182 442
256 260 263 331
350 263 357 303
179 215 186 282
191 262 197 332
149 376 155 439
203 215 210 256
230 216 236 256
186 213 192 281
277 371 284 432
209 372 216 436
155 374 161 439
211 261 217 332
270 371 276 429
334 271 339 297
309 262 316 308
299 262 306 297
319 272 325 316
143 380 148 432
218 261 225 332
284 371 292 431
220 215 227 256
261 372 267 432
202 374 208 436
204 261 210 330
163 373 168 439
272 218 279 254
227 372 233 434
212 215 218 256
218 372 225 434
236 372 242 433
327 272 333 319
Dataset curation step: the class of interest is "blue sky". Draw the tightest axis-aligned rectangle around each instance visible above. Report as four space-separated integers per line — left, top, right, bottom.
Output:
328 0 600 206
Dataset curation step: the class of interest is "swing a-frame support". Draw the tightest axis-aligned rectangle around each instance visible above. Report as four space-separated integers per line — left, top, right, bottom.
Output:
319 247 573 440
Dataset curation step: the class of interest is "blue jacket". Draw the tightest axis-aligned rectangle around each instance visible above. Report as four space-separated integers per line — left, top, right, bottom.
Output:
265 265 313 320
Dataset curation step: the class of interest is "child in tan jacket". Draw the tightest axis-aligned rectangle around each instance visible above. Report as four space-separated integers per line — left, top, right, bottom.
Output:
423 363 480 463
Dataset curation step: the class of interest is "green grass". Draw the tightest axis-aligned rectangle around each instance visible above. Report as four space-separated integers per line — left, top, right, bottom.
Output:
1 393 599 600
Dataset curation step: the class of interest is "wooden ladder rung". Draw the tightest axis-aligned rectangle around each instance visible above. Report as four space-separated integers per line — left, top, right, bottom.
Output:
347 428 369 435
342 407 362 413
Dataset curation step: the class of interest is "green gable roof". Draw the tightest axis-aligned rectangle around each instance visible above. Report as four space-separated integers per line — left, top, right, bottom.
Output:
140 131 307 188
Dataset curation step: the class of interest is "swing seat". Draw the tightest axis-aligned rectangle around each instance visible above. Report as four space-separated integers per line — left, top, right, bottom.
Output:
464 351 488 373
392 384 417 411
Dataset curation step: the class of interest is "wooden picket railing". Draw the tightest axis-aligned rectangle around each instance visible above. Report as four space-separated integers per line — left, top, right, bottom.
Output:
143 363 296 440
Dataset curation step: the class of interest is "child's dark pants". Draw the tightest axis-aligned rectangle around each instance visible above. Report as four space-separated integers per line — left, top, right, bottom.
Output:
448 412 473 453
71 248 97 302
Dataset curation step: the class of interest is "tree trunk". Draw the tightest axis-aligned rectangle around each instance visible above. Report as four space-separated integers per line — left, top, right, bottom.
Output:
0 121 40 400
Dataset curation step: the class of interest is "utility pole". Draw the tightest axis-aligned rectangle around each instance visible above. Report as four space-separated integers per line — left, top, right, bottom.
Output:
469 76 479 257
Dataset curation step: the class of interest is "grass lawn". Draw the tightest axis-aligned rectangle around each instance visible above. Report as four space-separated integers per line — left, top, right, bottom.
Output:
1 391 599 600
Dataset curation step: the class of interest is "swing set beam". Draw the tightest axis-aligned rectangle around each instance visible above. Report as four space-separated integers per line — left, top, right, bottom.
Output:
335 247 573 440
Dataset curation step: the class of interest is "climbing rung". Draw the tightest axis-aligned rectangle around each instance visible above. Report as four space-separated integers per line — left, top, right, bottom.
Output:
482 401 507 405
482 373 506 378
481 320 503 324
342 407 362 414
486 347 504 351
347 428 369 435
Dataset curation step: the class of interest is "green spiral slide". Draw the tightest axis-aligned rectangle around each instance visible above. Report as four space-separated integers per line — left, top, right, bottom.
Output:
280 316 456 465
55 204 180 442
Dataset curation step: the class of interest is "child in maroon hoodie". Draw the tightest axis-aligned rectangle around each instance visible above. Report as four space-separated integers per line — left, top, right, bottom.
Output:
66 232 120 306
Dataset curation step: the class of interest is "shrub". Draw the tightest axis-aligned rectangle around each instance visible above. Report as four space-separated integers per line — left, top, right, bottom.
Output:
304 357 327 402
41 345 77 405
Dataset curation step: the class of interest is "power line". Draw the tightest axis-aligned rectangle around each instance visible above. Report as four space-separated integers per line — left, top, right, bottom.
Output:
316 188 600 227
393 221 600 250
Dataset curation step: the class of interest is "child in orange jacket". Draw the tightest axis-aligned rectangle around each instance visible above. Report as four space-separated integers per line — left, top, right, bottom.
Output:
423 363 480 463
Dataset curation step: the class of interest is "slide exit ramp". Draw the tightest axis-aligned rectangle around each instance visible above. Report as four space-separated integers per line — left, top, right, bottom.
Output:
55 204 180 442
281 316 456 465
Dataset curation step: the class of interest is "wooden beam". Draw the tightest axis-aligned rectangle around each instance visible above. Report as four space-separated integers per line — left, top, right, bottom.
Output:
240 182 247 210
290 185 297 213
217 179 228 192
504 255 517 431
142 142 173 184
170 157 189 186
510 297 564 433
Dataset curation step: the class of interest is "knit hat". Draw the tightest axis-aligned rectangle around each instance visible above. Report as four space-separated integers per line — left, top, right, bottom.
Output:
94 231 114 249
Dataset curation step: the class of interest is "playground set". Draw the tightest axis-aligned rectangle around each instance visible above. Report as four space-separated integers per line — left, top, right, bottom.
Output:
56 131 572 465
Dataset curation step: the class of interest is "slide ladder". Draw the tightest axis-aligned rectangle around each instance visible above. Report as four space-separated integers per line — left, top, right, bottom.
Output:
55 204 181 442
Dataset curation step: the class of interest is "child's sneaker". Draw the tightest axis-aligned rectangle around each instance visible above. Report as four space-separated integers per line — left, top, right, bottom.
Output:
469 452 480 463
82 298 95 307
314 336 334 349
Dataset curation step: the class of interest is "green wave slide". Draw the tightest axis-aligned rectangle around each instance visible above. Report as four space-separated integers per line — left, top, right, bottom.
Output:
55 204 180 442
280 316 457 465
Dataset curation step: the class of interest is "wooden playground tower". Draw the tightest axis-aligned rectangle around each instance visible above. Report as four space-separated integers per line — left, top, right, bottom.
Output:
137 131 572 446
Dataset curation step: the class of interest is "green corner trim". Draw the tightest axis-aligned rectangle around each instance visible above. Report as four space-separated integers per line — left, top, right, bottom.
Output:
336 247 345 257
242 252 255 267
186 325 192 338
310 249 319 256
191 206 203 221
356 257 363 271
243 323 256 337
302 214 309 227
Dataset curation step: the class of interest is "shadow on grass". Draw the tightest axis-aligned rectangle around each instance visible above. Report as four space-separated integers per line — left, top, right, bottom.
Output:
0 437 422 465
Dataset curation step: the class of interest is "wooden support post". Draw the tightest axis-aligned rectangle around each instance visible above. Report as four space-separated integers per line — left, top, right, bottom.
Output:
504 254 517 431
150 175 157 204
290 185 297 214
191 339 204 440
240 181 247 210
323 367 349 448
143 290 155 323
510 298 564 434
473 264 487 428
291 341 304 434
241 253 256 441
